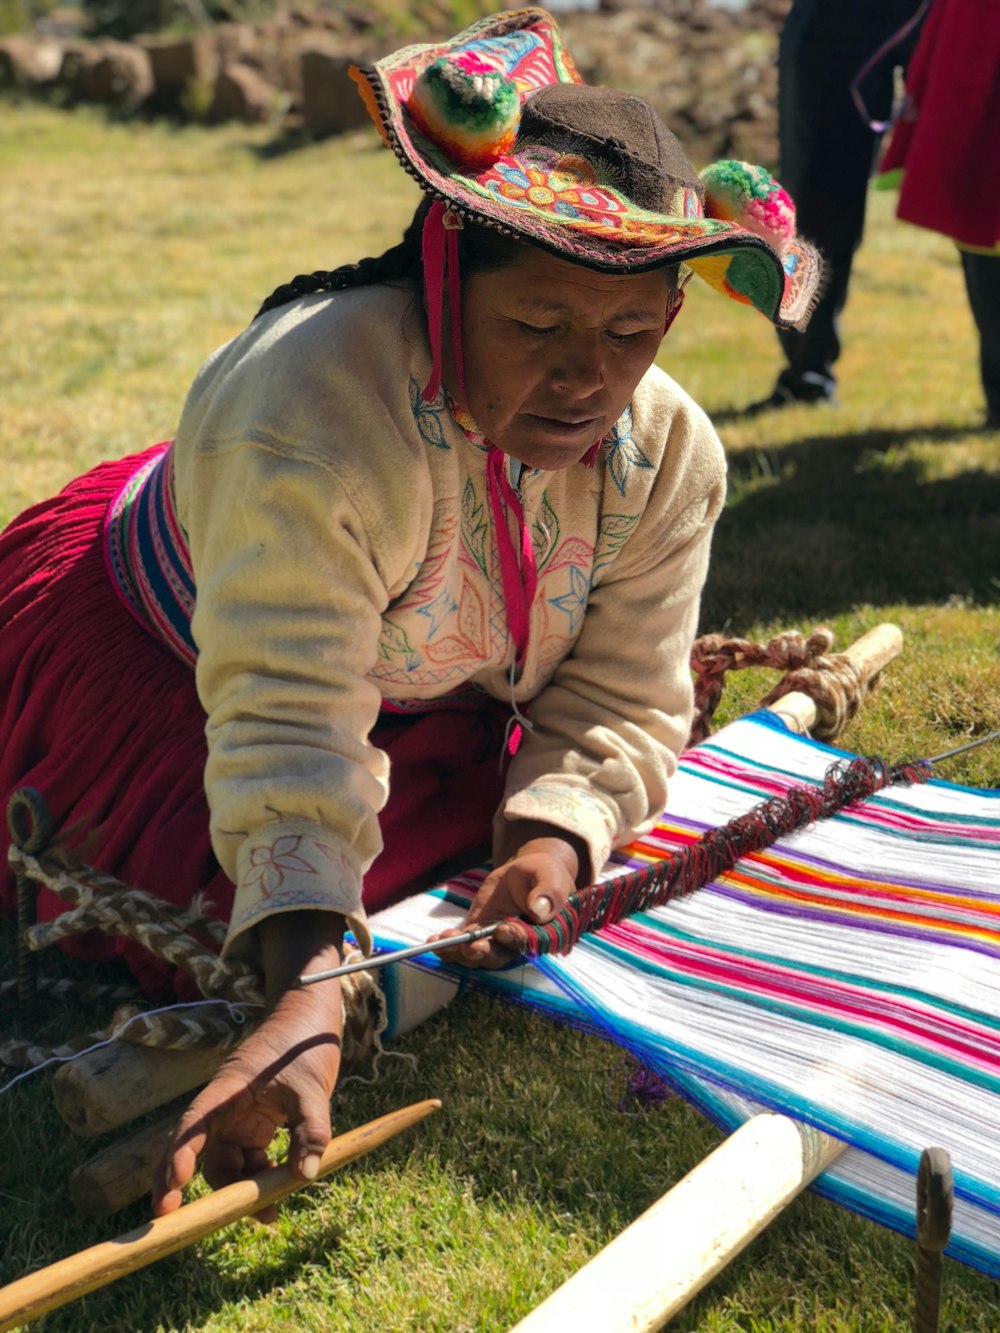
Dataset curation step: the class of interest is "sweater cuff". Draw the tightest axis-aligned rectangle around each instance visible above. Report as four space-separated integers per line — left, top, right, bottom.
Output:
498 783 617 886
223 821 373 963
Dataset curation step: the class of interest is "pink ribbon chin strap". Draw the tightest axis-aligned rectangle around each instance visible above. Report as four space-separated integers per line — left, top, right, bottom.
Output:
420 200 468 406
485 445 538 669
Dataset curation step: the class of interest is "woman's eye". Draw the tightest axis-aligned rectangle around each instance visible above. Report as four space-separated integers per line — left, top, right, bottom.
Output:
516 321 554 336
607 329 643 344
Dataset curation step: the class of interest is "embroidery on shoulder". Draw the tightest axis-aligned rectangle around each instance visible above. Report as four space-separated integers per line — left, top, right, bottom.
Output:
604 406 653 497
593 512 642 580
461 476 490 576
548 565 590 635
409 376 451 450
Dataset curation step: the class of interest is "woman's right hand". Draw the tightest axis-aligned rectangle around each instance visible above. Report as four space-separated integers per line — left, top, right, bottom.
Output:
153 911 346 1221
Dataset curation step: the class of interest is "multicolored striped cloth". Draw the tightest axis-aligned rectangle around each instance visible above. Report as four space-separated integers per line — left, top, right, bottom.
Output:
367 711 1000 1276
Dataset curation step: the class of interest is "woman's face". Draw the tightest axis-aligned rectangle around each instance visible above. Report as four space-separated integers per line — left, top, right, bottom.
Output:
452 247 674 471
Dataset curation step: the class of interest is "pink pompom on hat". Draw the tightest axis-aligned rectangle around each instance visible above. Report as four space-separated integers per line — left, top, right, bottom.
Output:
350 6 822 330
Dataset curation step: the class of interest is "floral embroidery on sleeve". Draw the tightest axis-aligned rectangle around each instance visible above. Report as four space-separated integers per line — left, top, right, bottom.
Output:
243 834 321 897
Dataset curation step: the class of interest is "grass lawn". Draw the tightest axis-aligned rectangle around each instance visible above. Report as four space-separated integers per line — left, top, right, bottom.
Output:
1 100 1000 1331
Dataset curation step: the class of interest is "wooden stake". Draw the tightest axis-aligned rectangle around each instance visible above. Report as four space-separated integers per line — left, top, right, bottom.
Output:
0 1099 441 1332
53 1041 224 1138
68 1110 182 1218
768 622 902 735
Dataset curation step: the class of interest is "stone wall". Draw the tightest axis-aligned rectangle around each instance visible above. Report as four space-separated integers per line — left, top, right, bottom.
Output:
0 1 791 167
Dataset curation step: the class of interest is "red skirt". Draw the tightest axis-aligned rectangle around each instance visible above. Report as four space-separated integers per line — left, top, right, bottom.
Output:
0 449 507 997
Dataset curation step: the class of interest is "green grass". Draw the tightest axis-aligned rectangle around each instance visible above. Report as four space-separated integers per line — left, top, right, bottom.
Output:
2 101 1000 1331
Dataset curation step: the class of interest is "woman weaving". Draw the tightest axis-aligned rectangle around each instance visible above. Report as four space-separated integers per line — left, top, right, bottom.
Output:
0 8 820 1214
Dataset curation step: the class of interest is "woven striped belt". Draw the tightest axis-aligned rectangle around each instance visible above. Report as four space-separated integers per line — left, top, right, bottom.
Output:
105 444 197 666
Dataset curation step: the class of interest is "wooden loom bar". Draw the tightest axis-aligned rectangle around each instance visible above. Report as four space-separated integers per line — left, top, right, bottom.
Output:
510 1114 846 1333
0 1099 441 1332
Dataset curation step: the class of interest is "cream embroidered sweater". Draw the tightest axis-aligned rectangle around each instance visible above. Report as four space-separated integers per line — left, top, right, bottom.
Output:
171 280 727 959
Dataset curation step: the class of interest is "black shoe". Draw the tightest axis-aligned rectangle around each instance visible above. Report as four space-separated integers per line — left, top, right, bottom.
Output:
743 384 838 417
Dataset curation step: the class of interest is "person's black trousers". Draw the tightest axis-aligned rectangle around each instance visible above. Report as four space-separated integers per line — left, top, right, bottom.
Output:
774 0 926 400
960 250 1000 424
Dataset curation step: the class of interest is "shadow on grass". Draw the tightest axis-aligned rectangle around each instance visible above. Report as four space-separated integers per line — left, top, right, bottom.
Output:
702 424 1000 628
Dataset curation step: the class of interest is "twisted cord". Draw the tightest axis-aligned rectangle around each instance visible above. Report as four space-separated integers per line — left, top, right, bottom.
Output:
10 846 263 1004
8 833 387 1067
501 755 930 957
0 1028 109 1071
0 976 139 1006
10 846 227 947
109 1003 247 1050
689 627 875 746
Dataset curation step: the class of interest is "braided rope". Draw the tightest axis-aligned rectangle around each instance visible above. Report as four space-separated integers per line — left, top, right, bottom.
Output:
0 1028 109 1071
690 627 874 746
11 849 226 948
7 836 386 1070
0 976 139 1006
110 1004 247 1051
502 755 930 957
10 847 262 1004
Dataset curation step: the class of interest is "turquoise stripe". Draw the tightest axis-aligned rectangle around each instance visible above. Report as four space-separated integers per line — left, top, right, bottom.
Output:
585 930 1000 1099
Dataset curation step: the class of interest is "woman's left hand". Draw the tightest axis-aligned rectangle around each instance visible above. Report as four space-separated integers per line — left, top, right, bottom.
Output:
153 910 345 1221
430 825 585 968
153 979 342 1221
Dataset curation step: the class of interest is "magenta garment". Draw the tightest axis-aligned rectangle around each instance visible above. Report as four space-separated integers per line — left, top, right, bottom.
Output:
0 449 506 998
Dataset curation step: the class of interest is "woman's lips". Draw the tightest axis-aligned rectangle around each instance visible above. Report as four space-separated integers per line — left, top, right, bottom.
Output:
525 412 601 437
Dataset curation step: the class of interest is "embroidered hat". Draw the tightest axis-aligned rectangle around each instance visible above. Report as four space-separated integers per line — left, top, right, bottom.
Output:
350 6 821 329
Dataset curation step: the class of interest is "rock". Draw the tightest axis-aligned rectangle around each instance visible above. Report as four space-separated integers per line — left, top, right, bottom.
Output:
56 40 103 102
213 21 258 68
137 32 217 113
0 35 63 90
3 0 788 167
210 61 280 125
300 45 372 136
88 40 154 110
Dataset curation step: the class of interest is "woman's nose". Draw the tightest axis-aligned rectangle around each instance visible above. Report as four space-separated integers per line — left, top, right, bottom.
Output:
549 335 604 395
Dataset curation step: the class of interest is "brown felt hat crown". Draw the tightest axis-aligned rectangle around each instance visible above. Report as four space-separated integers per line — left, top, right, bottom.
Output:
516 84 706 217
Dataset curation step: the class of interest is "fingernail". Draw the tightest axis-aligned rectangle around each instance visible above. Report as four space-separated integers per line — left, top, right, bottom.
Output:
531 895 553 923
300 1154 321 1180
